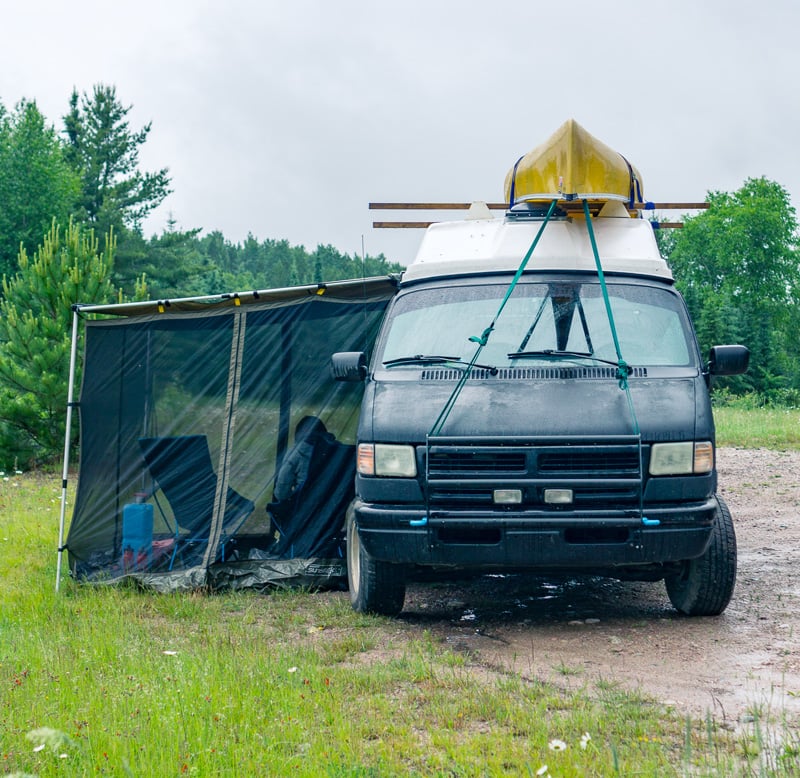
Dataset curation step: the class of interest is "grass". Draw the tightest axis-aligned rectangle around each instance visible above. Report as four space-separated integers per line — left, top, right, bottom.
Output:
714 407 800 450
2 415 800 776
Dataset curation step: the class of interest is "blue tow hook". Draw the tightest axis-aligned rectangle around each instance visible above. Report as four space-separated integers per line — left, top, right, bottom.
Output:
410 517 428 527
641 517 660 527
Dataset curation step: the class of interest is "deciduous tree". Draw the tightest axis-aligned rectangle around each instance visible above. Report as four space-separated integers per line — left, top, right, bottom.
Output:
666 177 800 399
0 100 80 278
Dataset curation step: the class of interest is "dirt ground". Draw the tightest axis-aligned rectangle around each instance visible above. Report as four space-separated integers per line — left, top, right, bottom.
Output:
388 448 800 725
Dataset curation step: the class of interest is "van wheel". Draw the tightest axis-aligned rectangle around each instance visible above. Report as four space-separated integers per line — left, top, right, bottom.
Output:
665 496 737 616
346 505 406 617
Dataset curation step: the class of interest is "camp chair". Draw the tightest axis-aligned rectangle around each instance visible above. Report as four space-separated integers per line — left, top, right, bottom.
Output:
138 435 254 569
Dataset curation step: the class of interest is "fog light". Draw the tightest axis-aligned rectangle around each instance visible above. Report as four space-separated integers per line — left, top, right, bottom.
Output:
544 489 573 505
493 489 522 504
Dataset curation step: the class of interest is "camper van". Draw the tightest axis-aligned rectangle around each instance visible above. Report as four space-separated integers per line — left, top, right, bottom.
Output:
332 200 749 617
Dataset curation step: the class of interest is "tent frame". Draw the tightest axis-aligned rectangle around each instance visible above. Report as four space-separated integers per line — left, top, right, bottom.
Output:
55 276 398 592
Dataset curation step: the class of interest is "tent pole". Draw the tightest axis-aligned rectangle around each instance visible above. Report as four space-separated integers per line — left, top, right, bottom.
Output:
56 309 81 593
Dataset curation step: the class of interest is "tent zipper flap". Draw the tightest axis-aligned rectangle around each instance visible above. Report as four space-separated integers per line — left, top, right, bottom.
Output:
202 310 246 569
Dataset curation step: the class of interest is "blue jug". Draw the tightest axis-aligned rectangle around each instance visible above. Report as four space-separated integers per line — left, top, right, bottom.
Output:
122 493 154 571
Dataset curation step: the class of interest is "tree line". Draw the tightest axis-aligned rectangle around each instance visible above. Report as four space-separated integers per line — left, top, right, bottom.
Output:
0 85 798 468
0 85 401 468
0 85 401 298
656 177 800 406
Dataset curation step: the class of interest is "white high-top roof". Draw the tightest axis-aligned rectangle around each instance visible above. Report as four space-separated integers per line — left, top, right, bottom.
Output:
402 203 672 283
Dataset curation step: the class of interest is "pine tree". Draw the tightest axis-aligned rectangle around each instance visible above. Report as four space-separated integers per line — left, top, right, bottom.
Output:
63 84 171 235
0 219 115 466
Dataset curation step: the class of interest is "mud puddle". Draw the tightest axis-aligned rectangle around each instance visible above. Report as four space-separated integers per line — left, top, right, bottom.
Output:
394 449 800 725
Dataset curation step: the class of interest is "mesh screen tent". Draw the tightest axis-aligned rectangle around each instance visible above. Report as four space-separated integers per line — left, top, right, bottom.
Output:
62 277 397 592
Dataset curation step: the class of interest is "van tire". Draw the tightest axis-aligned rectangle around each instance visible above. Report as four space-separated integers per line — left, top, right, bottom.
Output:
665 496 737 616
346 505 406 617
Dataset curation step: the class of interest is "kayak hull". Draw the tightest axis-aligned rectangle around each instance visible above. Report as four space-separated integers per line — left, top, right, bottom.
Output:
504 119 644 206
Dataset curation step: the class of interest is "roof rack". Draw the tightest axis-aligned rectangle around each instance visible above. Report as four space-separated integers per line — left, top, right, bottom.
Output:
369 201 709 230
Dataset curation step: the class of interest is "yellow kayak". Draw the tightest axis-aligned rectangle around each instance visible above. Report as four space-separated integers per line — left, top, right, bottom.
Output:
504 119 644 207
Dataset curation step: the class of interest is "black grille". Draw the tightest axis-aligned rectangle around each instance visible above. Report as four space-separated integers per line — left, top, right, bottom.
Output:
424 438 644 511
428 451 526 474
538 451 640 474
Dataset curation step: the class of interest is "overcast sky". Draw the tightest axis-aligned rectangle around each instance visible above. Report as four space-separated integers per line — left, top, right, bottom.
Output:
2 1 798 267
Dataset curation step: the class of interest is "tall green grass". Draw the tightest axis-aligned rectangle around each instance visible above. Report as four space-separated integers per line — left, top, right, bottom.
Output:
0 459 797 775
714 407 800 450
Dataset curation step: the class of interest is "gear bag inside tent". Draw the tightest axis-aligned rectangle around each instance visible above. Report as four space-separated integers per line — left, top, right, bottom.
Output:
59 277 397 592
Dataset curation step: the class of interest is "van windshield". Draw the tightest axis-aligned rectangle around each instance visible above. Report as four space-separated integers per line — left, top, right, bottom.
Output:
379 280 695 369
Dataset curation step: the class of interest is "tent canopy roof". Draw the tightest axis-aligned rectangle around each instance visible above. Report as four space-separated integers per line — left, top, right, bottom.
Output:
75 276 400 318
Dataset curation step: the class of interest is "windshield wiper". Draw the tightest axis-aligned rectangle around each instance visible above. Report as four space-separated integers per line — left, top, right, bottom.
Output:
383 354 460 366
383 354 498 374
507 349 622 368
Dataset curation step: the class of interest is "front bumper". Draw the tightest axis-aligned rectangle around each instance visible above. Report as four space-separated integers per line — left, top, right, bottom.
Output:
354 498 718 569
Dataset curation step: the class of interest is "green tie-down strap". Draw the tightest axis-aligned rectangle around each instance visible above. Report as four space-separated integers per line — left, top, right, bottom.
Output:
468 326 494 348
582 199 648 524
581 199 639 425
429 199 559 438
422 198 650 526
581 200 629 389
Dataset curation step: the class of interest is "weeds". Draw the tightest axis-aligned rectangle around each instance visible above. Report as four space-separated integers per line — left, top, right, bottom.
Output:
714 406 800 449
2 469 800 775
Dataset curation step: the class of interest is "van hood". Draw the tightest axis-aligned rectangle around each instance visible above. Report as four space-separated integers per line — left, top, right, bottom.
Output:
363 375 705 443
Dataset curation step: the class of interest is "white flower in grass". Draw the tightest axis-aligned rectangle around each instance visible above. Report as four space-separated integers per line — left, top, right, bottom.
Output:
580 732 591 749
27 727 72 755
548 738 567 751
288 666 298 673
536 765 549 776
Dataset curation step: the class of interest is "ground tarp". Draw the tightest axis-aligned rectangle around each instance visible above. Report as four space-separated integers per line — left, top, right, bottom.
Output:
64 277 397 591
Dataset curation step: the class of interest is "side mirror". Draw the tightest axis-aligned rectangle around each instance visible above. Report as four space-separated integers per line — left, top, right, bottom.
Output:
707 345 749 376
331 351 367 382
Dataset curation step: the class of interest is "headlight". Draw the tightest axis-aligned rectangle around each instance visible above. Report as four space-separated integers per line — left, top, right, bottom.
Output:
357 443 417 477
649 442 713 475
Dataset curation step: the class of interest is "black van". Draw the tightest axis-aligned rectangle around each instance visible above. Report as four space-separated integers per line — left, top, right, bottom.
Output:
333 205 748 616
